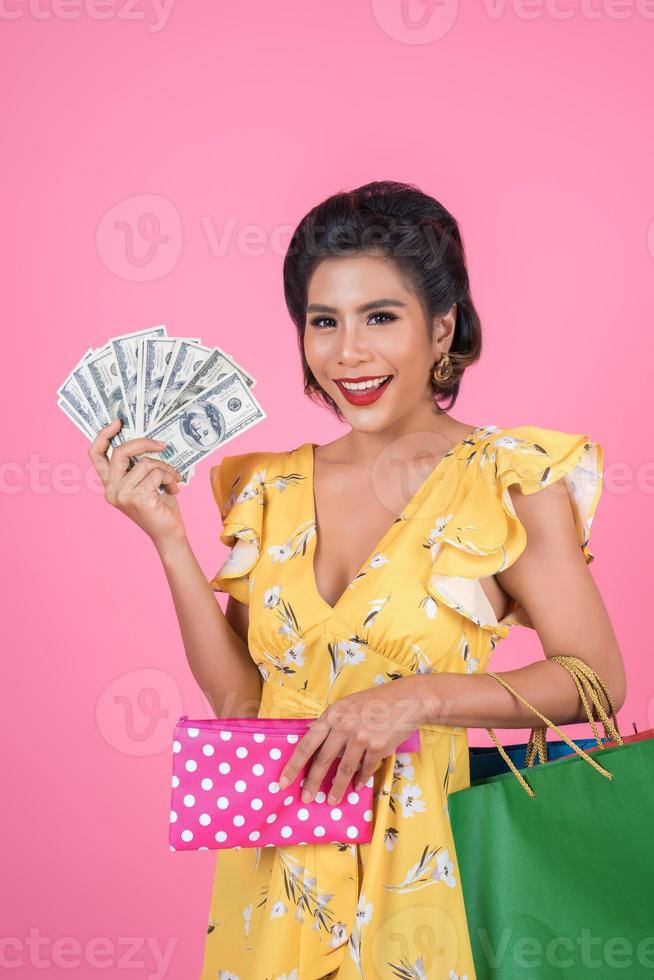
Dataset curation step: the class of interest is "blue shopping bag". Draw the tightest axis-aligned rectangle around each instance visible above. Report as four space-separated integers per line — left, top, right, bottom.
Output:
468 736 606 781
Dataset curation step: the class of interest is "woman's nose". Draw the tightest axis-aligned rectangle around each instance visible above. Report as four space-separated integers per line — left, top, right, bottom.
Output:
335 324 371 362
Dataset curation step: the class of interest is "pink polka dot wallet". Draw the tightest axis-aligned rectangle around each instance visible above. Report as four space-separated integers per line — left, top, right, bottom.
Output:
168 715 421 851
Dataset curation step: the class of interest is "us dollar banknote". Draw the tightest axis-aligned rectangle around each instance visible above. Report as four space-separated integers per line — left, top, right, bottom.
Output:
150 340 213 425
133 370 266 475
136 336 201 435
155 347 256 424
85 344 137 442
109 325 167 431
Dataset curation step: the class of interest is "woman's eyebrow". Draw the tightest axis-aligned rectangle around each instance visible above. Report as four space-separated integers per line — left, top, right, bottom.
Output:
306 298 407 315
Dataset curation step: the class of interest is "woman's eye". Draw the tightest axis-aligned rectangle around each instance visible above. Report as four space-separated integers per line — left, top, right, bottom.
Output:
310 316 337 328
369 311 398 325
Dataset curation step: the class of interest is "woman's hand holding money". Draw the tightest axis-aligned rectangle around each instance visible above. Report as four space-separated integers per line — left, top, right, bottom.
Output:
88 418 187 551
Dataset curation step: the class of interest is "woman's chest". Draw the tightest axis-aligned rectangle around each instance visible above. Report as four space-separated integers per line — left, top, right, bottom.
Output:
310 493 404 610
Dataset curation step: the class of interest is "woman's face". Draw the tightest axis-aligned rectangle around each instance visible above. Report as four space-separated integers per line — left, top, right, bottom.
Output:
303 252 453 433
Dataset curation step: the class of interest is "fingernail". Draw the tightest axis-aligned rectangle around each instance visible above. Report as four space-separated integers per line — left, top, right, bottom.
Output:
279 775 289 789
327 793 338 805
301 790 312 803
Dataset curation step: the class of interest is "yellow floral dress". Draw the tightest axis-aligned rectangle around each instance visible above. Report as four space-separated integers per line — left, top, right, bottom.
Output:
199 424 603 980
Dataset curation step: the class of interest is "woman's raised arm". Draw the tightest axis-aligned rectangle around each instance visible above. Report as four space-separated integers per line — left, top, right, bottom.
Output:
88 418 262 718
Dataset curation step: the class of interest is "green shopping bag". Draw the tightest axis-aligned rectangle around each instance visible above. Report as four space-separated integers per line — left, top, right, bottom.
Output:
448 656 654 980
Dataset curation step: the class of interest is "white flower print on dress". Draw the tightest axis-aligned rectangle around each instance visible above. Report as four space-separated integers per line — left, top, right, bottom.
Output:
420 594 439 620
478 442 498 471
270 901 288 919
449 970 469 979
330 922 348 947
409 643 436 673
263 585 282 607
370 553 389 568
361 594 391 629
425 513 454 549
348 892 374 976
347 551 390 592
355 895 373 932
458 632 480 674
267 519 315 563
283 642 305 669
268 542 293 563
227 464 305 510
395 783 427 818
388 955 428 979
393 753 415 782
242 903 251 936
327 638 368 688
269 470 305 492
276 850 339 937
259 645 304 676
431 848 457 888
340 640 366 666
230 469 265 505
386 844 456 894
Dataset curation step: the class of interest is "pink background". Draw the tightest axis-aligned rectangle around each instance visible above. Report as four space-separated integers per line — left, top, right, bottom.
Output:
3 2 653 977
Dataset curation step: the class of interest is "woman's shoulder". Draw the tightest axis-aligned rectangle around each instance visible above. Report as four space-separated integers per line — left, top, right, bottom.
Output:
426 421 603 632
209 443 307 518
470 423 601 493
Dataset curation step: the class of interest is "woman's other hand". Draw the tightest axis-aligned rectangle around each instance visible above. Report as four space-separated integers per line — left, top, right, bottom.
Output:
277 675 428 806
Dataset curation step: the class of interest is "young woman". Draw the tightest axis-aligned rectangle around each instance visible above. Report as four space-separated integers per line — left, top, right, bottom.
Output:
89 180 627 980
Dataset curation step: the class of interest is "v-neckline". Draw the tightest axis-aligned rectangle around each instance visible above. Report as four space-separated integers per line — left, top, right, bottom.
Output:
301 426 485 616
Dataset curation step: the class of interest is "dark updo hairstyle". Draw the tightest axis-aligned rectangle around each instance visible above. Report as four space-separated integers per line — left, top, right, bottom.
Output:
282 179 482 419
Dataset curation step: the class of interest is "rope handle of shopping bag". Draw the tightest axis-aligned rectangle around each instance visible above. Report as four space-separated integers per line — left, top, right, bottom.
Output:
485 655 623 798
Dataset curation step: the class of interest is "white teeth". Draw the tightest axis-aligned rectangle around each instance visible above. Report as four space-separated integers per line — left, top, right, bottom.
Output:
340 376 390 391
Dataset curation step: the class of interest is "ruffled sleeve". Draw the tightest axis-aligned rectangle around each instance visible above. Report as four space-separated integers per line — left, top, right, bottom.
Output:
207 451 268 605
426 425 603 636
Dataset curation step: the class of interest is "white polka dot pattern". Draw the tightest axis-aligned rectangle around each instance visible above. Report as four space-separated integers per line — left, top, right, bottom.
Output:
168 716 420 851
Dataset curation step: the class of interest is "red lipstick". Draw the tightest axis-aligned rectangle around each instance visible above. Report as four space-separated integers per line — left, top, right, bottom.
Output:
332 374 393 406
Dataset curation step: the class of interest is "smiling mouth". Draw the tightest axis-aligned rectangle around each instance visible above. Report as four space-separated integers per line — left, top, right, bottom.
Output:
332 374 394 404
333 375 392 391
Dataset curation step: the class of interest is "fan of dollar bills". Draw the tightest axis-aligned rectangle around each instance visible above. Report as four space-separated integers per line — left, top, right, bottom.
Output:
56 325 266 484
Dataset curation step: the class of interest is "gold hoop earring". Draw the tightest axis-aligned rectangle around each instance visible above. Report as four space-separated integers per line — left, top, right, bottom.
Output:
432 352 453 383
